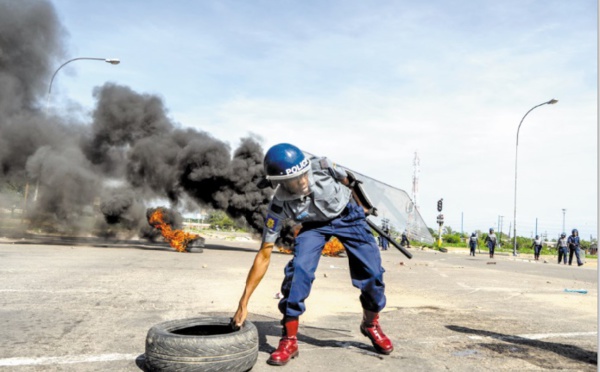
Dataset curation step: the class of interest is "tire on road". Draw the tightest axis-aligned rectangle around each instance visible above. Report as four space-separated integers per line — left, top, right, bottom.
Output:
145 316 258 372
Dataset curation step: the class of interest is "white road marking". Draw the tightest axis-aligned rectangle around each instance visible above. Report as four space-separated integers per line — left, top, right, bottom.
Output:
0 289 110 293
0 353 139 366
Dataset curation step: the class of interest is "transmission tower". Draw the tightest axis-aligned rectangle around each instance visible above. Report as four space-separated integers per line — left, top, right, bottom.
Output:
412 151 420 211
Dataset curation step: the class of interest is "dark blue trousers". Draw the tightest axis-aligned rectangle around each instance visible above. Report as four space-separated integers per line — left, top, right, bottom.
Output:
568 247 583 265
469 244 476 256
278 202 386 318
558 247 568 264
487 242 495 255
381 236 389 250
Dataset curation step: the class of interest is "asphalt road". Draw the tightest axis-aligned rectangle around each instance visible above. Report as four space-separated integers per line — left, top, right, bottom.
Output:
0 237 597 371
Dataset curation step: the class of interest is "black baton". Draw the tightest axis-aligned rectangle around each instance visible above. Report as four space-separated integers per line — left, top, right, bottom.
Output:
366 218 413 259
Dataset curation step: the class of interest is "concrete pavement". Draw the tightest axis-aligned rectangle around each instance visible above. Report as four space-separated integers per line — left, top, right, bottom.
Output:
0 236 596 371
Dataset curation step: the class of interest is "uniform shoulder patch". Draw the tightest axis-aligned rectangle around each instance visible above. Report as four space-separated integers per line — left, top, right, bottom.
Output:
265 214 280 231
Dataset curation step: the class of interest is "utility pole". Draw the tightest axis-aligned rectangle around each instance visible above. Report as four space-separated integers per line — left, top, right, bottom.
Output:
562 209 566 233
497 216 501 236
499 216 504 247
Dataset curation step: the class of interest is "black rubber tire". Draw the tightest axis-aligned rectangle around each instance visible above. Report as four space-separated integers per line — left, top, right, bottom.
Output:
145 317 258 372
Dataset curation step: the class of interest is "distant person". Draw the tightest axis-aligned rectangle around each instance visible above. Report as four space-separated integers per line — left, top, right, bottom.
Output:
556 233 568 264
567 228 584 266
532 235 543 261
468 232 478 256
400 231 411 248
380 226 389 251
485 228 497 259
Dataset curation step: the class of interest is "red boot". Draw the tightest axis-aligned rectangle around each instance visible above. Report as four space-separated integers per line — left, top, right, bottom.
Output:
360 310 394 355
267 317 299 366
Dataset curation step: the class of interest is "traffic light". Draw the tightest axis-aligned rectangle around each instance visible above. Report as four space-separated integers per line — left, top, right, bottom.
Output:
437 198 443 212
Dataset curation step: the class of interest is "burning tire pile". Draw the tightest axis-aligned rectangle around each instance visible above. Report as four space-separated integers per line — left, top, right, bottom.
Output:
148 207 205 253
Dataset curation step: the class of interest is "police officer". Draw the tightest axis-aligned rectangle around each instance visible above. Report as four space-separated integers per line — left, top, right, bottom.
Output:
400 230 411 248
380 225 389 251
232 143 393 366
468 232 478 256
485 228 497 259
556 233 568 264
568 228 584 266
532 235 543 261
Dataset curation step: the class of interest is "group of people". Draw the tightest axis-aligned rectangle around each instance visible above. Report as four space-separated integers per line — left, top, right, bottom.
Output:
230 142 587 368
377 229 411 251
468 228 498 258
556 229 584 266
377 226 390 250
467 228 584 266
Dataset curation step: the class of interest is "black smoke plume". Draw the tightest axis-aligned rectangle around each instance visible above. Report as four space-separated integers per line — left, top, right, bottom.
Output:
0 0 272 239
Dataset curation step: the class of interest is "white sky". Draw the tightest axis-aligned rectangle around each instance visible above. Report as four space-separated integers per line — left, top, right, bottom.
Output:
49 0 598 240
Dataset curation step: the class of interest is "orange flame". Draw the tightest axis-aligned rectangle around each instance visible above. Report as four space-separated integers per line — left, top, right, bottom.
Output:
278 236 346 257
149 209 201 252
322 237 345 257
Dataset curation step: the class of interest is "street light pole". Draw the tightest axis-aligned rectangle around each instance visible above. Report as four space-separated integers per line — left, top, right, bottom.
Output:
562 209 566 234
32 57 120 204
499 215 504 247
512 98 558 256
45 57 120 112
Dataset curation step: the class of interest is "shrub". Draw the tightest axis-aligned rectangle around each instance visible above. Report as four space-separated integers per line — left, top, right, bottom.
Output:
443 234 461 244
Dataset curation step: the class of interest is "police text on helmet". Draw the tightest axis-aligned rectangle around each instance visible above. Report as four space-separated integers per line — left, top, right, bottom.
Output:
285 158 310 175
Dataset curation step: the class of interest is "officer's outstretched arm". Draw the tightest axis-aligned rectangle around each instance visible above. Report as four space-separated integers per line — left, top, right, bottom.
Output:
232 241 274 329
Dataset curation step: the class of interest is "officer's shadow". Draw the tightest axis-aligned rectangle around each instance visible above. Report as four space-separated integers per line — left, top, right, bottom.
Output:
252 319 386 359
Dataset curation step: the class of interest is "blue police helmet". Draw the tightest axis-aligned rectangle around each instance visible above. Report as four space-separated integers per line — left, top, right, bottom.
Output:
572 228 578 234
561 233 566 238
489 228 494 233
264 143 311 181
471 232 476 237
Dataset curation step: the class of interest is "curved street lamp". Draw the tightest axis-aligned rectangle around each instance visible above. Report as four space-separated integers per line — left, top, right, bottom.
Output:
45 57 120 112
33 57 120 203
512 98 558 256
